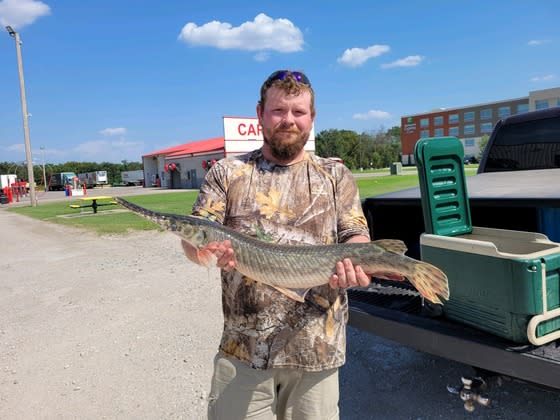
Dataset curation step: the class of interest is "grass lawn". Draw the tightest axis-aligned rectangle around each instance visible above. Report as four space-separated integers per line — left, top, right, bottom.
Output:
7 170 465 234
7 192 200 234
356 174 418 198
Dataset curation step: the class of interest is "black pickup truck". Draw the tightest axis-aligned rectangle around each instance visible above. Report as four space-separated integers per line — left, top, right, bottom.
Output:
349 107 560 390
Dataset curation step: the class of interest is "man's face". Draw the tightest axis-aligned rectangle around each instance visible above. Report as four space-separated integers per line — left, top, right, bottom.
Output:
257 86 314 162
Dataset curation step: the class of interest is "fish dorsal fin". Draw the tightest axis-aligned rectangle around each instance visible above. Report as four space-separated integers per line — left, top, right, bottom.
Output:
372 239 407 255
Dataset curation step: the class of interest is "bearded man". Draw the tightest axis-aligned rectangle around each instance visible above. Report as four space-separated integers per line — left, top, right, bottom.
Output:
182 70 371 420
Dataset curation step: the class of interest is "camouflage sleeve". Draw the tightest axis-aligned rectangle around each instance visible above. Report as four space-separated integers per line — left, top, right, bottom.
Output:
335 165 370 243
191 161 228 224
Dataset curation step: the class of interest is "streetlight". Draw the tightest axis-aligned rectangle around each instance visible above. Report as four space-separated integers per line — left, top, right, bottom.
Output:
6 25 37 207
40 146 47 191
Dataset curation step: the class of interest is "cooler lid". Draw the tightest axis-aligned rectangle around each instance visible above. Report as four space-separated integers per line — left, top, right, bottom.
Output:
414 137 472 236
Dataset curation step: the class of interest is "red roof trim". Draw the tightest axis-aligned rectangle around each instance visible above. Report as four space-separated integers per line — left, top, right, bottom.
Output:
143 137 225 158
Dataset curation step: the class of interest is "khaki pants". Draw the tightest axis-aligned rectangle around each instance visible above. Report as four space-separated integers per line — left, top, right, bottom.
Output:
208 354 340 420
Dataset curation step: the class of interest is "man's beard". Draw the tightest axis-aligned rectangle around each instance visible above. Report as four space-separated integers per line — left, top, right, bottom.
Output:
264 127 309 161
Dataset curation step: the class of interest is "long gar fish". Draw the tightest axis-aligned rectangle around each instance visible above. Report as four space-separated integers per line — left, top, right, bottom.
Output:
115 197 449 304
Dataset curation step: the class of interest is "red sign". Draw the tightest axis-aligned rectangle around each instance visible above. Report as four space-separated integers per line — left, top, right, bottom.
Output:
237 122 262 137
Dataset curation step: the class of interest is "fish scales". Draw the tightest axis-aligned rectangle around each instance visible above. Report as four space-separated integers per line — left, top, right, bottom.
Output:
115 197 449 304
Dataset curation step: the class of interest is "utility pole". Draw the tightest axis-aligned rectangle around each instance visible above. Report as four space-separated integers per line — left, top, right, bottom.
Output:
6 25 37 207
40 146 47 191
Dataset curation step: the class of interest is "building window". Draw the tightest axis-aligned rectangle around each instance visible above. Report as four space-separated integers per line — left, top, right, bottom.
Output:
498 106 511 117
464 111 475 122
448 113 459 124
464 125 475 135
535 100 549 110
420 118 429 127
434 128 444 136
464 138 475 147
434 116 443 126
480 108 492 120
481 122 493 133
420 130 430 138
517 103 529 114
449 126 459 137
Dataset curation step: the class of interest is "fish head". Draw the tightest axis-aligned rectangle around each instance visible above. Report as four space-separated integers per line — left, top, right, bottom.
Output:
170 218 209 247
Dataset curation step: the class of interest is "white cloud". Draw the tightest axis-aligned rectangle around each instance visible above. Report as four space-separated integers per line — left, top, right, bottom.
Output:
381 55 424 69
73 140 108 155
530 74 556 82
352 110 392 121
4 143 25 152
99 127 127 136
0 0 50 29
337 44 390 67
1 137 144 163
253 51 270 62
528 39 550 46
178 13 304 53
72 139 145 162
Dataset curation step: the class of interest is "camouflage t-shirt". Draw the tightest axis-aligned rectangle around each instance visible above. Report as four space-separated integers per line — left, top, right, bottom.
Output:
192 149 370 371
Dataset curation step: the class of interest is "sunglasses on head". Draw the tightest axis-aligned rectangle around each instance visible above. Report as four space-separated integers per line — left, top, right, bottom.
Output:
266 70 311 85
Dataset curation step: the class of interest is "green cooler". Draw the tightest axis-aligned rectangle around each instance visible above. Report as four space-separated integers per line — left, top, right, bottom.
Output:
415 137 560 344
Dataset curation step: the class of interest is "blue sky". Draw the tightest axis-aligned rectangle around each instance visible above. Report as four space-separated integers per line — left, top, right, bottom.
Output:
0 0 558 164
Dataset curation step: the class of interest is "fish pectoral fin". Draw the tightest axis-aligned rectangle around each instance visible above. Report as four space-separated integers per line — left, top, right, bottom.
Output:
271 286 310 303
196 248 217 268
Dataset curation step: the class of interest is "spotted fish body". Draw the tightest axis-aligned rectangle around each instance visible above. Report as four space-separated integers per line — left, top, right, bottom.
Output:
115 197 449 304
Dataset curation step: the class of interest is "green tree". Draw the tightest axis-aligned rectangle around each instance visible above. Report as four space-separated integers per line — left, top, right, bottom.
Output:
315 126 402 170
0 160 143 187
316 129 363 168
477 135 490 161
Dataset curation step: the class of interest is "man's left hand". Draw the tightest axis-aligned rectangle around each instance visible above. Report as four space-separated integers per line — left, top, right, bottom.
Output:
329 258 371 289
328 234 371 289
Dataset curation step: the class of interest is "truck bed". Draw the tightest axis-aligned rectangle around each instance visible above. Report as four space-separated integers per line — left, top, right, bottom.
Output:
376 168 560 204
348 287 560 389
352 167 560 388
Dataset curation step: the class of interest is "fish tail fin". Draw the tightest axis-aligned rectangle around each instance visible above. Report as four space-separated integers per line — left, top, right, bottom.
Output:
408 261 449 305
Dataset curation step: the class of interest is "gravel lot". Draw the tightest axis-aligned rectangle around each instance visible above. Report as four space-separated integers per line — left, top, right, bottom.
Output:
1 189 560 419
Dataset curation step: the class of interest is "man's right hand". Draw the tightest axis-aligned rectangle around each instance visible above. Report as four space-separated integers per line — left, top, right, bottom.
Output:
181 239 236 271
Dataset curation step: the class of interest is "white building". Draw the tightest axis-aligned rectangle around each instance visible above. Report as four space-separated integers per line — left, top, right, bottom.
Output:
142 116 315 189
